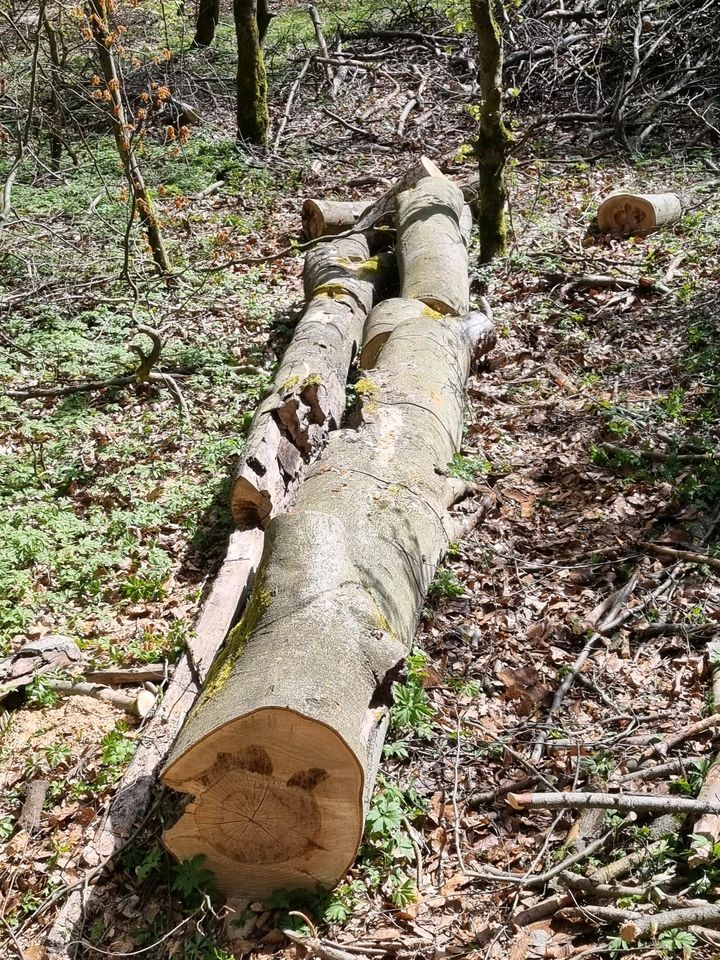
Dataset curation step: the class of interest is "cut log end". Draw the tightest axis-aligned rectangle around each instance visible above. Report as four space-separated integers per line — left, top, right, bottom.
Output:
597 192 682 236
162 707 363 898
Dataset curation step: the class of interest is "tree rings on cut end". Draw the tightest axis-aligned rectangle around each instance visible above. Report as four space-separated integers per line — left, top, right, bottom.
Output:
162 707 364 898
597 192 682 236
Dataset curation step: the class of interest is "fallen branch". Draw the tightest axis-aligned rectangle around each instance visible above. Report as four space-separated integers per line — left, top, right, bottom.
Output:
46 527 264 955
507 790 720 817
84 664 167 685
601 441 717 464
638 713 720 763
42 679 155 718
621 904 720 942
640 540 720 573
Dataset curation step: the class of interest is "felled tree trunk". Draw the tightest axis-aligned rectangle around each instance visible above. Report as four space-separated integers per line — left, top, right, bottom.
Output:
396 177 469 315
161 177 492 897
597 192 683 235
193 0 220 46
230 235 390 527
234 0 269 144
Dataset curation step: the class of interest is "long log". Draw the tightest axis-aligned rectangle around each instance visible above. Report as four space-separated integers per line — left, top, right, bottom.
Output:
396 177 469 315
161 181 492 897
162 306 493 896
230 234 388 526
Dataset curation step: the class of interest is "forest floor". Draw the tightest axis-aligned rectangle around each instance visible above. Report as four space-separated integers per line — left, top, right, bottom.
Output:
1 2 720 959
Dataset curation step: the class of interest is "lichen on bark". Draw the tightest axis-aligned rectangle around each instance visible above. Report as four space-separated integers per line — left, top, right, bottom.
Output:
470 0 514 262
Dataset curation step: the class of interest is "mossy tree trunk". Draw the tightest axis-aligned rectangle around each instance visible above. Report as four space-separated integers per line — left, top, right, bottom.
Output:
470 0 513 262
193 0 220 46
234 0 269 145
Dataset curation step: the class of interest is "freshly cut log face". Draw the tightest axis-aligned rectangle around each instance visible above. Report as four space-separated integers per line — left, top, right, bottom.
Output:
230 234 385 527
162 296 494 897
301 199 371 239
597 191 682 235
396 177 469 315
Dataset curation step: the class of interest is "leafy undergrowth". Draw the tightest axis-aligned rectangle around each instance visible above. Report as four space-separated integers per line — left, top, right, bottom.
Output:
1 2 720 959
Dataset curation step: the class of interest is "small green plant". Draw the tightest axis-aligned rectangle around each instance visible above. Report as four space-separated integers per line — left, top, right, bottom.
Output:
386 868 417 908
656 927 695 955
171 855 217 902
100 724 136 779
382 740 409 760
607 936 631 958
670 759 710 797
447 677 481 698
446 452 490 481
429 568 464 600
0 816 14 840
25 677 60 709
581 752 616 780
391 680 434 739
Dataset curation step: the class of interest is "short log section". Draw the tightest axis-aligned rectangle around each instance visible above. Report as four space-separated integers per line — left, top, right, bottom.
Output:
161 173 491 898
597 191 683 235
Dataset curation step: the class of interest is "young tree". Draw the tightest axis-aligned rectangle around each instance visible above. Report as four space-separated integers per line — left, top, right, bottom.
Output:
470 0 513 262
234 0 269 145
84 0 171 274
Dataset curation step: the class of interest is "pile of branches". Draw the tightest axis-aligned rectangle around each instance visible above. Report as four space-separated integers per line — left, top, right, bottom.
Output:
503 0 720 149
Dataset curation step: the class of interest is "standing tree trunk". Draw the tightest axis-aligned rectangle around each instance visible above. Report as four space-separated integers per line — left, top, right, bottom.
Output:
193 0 220 46
85 0 171 274
234 0 269 145
44 10 63 171
257 0 273 43
470 0 513 262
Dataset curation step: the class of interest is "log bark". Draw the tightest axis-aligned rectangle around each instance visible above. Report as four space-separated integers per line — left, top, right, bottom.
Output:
360 297 431 369
396 178 469 315
162 187 492 895
302 199 372 239
597 192 683 235
230 235 389 527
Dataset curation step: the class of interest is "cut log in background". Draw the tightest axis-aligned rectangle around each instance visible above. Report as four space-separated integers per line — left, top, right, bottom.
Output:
161 172 494 897
597 191 683 235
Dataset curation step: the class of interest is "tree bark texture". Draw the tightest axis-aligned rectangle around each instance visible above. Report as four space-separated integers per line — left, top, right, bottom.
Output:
597 191 683 236
230 235 389 527
161 178 493 897
396 177 469 315
194 0 220 46
470 0 513 262
234 0 269 144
